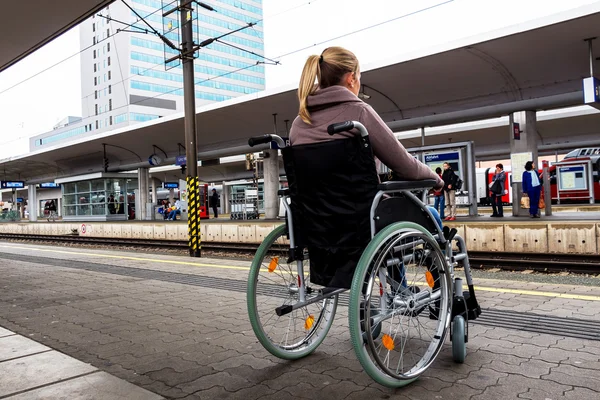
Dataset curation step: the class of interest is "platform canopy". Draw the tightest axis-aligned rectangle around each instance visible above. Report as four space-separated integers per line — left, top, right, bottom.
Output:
1 2 600 182
0 0 114 72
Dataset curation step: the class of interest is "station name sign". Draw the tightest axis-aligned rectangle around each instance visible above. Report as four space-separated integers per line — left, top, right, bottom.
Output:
163 182 179 189
424 152 459 163
1 181 24 189
39 183 60 188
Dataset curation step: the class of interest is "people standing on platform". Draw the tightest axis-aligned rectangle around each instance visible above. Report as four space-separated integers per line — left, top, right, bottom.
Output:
522 161 542 218
442 162 458 221
210 189 219 219
432 167 445 220
490 163 505 218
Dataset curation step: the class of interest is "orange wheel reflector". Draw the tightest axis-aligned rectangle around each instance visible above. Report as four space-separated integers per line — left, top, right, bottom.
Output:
425 271 435 288
382 334 395 351
305 315 315 330
268 257 279 273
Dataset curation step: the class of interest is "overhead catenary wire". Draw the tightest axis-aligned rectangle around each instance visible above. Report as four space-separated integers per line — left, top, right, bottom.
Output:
0 3 173 97
78 1 319 102
56 0 456 131
0 0 322 97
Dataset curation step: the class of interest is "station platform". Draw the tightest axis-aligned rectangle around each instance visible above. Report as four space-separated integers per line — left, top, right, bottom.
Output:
1 210 600 255
0 242 599 399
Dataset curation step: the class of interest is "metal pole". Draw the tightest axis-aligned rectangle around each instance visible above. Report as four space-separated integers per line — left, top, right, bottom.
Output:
588 160 594 205
466 141 478 216
181 0 200 257
420 127 425 146
586 38 595 77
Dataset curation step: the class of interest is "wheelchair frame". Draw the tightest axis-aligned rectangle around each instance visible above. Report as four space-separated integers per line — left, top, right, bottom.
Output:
246 121 481 388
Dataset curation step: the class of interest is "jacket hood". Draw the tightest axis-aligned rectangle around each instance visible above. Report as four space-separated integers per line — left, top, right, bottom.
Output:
306 85 362 109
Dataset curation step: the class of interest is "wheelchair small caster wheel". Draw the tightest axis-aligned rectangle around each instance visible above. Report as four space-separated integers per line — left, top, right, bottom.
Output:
452 315 467 363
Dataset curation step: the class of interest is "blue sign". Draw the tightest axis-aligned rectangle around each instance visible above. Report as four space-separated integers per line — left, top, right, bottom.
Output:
16 198 23 203
39 183 60 188
175 155 187 166
559 166 584 173
164 182 179 189
1 181 24 189
424 152 460 163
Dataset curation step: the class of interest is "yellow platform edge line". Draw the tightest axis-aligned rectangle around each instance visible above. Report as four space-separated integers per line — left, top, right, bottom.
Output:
1 244 600 301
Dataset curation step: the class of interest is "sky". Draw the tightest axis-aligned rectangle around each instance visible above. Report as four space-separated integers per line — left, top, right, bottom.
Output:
0 0 598 160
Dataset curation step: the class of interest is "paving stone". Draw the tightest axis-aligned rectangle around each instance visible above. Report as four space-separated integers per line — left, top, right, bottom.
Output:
563 387 600 399
486 359 556 379
542 364 600 392
280 380 363 400
207 352 280 371
178 371 254 394
495 374 573 398
456 367 508 390
262 369 333 392
534 348 572 364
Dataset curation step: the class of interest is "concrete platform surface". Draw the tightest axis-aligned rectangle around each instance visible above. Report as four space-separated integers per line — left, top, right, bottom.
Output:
0 328 164 399
0 242 599 399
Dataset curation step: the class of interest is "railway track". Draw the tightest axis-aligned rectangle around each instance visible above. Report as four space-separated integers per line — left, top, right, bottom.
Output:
1 233 599 274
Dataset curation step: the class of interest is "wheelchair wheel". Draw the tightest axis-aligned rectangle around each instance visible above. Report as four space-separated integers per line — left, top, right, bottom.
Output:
247 224 338 360
452 315 466 363
349 222 452 388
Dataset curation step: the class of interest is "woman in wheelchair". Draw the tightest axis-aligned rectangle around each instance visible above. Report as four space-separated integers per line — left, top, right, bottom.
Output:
246 46 481 388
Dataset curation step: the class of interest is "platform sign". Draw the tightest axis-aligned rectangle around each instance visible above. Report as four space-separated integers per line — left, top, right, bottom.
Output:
558 165 587 191
583 77 600 104
509 152 533 183
424 151 461 174
39 183 60 188
1 181 24 189
175 155 186 166
164 182 179 189
16 197 23 203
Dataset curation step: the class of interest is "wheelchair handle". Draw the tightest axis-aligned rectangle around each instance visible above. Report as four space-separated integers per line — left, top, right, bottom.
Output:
248 134 286 149
327 121 368 137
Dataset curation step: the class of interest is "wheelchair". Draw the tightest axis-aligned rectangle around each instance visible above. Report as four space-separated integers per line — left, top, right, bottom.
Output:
246 121 481 388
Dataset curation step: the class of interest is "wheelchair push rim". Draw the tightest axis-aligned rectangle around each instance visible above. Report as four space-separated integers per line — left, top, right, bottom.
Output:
349 222 452 387
247 224 338 360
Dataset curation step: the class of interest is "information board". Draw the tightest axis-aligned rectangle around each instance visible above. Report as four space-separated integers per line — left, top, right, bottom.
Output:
424 151 461 173
164 182 179 189
558 165 587 191
509 152 533 183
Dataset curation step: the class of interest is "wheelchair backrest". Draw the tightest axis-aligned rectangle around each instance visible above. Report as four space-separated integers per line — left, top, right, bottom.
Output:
282 135 379 251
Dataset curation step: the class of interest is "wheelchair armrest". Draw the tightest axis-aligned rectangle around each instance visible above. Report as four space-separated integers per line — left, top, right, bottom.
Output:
377 179 438 192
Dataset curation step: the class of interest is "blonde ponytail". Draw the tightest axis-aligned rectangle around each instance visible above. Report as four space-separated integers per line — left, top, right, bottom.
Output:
298 55 321 124
296 47 360 125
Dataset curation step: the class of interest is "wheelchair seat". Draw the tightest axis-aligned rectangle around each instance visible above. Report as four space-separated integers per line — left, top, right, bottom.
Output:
281 135 439 289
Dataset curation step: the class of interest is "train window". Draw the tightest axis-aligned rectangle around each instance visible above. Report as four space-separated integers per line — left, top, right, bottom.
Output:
564 150 579 159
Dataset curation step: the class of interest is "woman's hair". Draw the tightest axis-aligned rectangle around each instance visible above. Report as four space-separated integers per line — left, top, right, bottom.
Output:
298 46 360 124
435 167 442 174
524 161 533 171
496 163 503 170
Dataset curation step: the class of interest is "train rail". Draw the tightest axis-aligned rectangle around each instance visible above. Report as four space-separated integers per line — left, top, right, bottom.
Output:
0 233 599 274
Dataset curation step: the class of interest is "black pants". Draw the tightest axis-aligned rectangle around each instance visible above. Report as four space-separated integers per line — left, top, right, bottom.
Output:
491 195 503 216
212 205 218 218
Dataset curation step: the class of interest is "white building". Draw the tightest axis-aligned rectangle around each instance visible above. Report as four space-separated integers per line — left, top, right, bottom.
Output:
30 0 265 149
